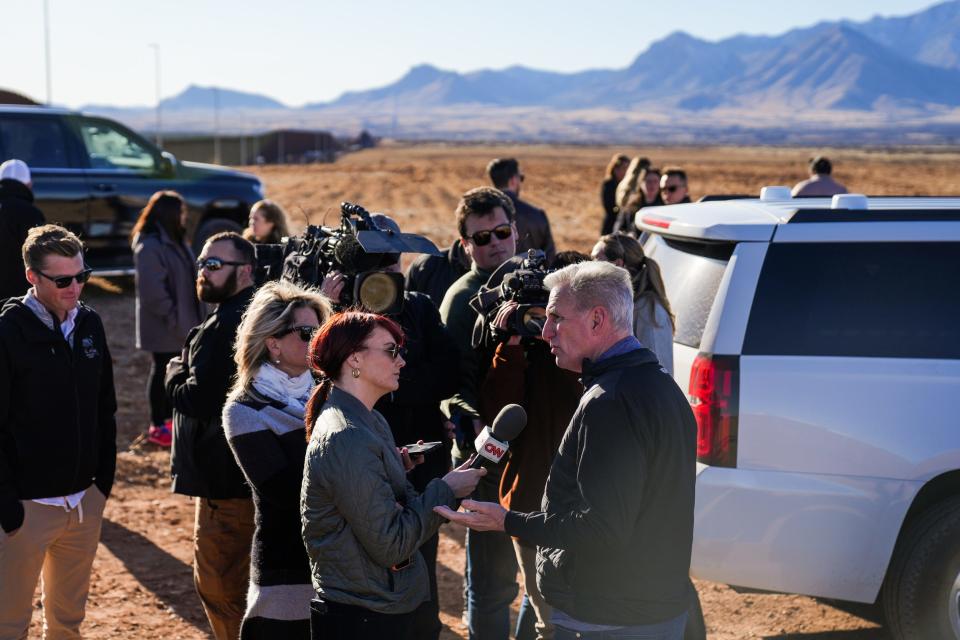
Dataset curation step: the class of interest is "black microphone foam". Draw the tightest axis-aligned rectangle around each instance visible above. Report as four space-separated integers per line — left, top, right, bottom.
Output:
490 403 527 442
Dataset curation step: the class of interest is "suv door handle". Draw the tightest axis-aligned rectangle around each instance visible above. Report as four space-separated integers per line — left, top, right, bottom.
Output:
94 183 117 192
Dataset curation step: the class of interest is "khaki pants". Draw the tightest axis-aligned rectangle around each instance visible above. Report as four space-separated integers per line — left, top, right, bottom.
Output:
514 539 554 640
0 487 107 640
193 497 255 640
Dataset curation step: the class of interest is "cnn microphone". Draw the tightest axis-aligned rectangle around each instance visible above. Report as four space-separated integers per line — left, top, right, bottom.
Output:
470 404 527 469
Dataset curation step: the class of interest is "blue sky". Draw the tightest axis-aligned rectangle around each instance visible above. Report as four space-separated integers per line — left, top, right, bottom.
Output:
0 0 941 108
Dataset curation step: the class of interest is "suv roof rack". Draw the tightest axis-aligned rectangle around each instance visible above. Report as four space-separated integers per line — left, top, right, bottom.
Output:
789 209 960 223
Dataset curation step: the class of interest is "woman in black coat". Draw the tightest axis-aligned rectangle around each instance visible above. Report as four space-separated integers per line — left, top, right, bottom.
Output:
600 154 630 236
131 190 205 446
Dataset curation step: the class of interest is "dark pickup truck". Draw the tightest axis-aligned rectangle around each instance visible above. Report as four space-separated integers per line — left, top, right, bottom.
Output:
0 106 264 273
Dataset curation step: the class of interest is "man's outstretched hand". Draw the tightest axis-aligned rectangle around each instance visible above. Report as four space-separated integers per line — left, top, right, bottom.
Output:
434 499 507 532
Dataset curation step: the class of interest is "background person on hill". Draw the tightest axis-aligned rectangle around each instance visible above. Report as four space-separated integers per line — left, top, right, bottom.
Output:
600 154 630 235
660 168 692 205
613 166 662 236
791 156 848 197
244 199 291 244
131 191 206 447
487 158 556 263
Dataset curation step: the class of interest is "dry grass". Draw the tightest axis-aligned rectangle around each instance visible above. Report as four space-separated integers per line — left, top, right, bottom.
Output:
244 143 960 255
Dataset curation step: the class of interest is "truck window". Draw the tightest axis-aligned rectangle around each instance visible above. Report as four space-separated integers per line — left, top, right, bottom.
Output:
0 117 72 168
78 118 156 172
643 235 734 348
744 242 960 359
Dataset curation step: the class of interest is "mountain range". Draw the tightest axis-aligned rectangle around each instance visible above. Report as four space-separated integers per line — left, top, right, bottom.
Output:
77 1 960 143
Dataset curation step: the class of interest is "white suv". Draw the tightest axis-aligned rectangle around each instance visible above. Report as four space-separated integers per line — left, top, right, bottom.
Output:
638 190 960 640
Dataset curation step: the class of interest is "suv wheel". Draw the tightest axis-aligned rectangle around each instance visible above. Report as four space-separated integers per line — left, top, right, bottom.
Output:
883 496 960 639
192 218 243 255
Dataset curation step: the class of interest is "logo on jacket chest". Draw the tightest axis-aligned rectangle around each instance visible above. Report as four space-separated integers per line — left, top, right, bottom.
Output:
81 336 99 359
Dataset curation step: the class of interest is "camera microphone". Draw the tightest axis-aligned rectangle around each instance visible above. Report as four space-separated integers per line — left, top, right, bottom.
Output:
470 404 527 469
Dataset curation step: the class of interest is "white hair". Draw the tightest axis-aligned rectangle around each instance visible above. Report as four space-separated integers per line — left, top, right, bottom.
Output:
543 261 633 332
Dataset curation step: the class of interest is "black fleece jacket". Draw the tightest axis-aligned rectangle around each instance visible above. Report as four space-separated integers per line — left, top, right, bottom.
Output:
504 346 696 626
165 286 253 498
0 179 45 300
0 298 117 533
405 241 471 311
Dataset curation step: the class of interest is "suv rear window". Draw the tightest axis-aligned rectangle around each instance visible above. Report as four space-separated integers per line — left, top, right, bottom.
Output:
643 235 734 348
744 242 960 359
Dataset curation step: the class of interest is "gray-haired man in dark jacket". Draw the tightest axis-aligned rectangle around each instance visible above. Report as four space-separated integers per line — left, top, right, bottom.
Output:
436 261 697 639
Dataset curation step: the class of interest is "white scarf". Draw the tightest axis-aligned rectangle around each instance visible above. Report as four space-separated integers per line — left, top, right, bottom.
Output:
252 362 314 411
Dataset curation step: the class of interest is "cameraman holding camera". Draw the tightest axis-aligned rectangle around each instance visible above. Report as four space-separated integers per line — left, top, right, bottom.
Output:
473 253 585 640
321 214 460 640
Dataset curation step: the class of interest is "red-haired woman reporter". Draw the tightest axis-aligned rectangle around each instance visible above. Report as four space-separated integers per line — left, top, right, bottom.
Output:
300 311 484 639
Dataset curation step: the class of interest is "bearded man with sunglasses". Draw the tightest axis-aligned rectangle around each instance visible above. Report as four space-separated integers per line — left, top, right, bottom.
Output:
0 224 116 638
165 231 257 640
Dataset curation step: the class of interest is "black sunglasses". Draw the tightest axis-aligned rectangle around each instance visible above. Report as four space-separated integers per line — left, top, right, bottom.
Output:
35 267 93 289
468 223 513 247
196 257 249 272
275 325 318 342
661 185 681 194
364 343 407 360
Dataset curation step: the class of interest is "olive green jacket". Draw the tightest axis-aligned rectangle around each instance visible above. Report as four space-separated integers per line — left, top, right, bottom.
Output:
301 387 455 614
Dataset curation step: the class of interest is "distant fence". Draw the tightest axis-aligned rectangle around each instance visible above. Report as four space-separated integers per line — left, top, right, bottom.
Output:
162 129 341 165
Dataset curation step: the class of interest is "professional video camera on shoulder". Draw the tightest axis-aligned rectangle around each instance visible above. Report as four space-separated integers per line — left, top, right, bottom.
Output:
470 248 552 347
253 202 440 314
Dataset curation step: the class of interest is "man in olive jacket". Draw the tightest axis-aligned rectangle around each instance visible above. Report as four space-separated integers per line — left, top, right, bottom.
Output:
165 232 256 640
437 261 697 639
439 187 522 639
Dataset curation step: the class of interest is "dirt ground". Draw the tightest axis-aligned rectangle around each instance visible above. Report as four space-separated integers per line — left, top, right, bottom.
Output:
30 143 960 639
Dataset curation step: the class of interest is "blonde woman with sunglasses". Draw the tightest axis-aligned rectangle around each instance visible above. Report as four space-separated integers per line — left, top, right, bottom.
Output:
221 281 332 639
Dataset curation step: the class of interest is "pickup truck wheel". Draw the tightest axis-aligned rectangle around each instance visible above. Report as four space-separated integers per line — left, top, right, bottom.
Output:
882 496 960 639
192 218 243 255
684 579 707 640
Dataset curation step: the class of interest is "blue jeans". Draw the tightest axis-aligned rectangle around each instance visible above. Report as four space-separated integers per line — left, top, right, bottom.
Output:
516 593 536 639
553 612 687 640
463 463 518 639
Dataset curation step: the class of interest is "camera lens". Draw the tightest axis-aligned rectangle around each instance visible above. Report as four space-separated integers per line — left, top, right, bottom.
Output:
522 307 547 334
358 272 400 313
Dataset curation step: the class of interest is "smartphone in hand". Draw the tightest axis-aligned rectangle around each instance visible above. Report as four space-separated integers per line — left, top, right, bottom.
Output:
403 441 444 455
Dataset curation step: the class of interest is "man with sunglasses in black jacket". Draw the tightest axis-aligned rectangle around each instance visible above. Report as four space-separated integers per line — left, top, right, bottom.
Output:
165 231 256 640
0 224 116 638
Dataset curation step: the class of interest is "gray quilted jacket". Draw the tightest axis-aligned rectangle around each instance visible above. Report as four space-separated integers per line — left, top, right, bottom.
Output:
301 386 456 614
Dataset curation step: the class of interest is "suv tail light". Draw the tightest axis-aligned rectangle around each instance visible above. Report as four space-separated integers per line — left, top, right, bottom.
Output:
688 354 739 467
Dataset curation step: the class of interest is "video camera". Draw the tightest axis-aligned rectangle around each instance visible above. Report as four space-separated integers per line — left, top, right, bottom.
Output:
471 249 552 345
254 202 440 314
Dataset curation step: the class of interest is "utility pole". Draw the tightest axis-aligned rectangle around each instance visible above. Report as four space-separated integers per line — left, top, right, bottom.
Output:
149 43 162 147
213 87 221 165
43 0 52 105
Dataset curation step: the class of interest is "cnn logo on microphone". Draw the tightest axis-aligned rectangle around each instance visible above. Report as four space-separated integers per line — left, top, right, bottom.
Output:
484 442 505 460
